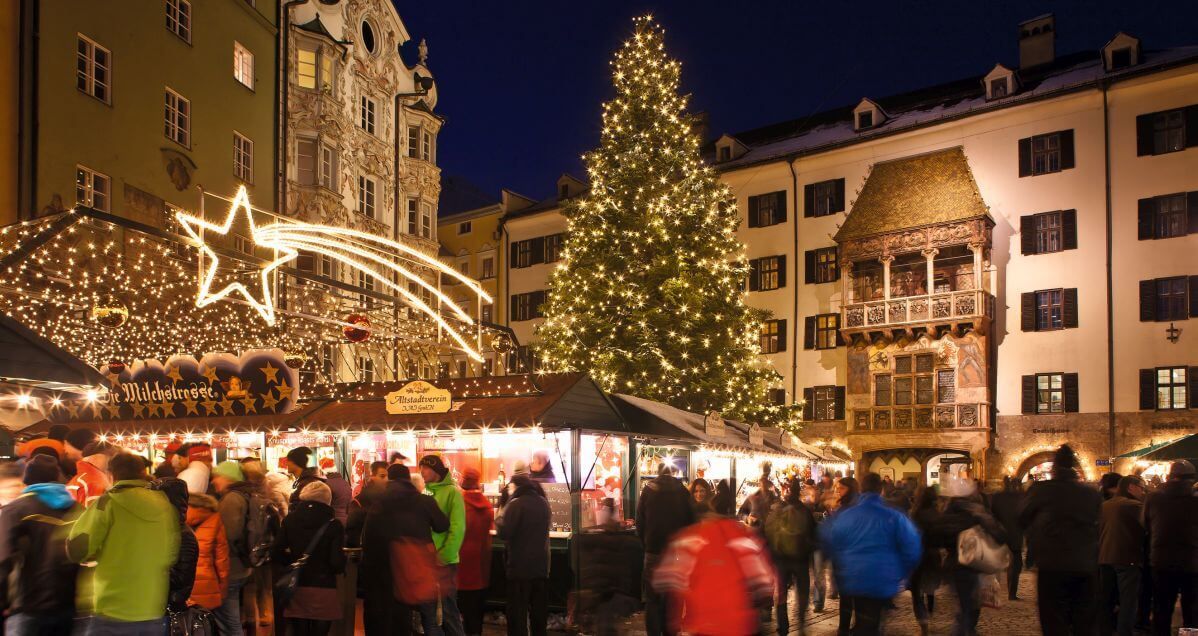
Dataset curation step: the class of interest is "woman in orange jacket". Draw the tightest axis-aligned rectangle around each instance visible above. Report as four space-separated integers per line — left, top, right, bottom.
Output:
186 493 231 609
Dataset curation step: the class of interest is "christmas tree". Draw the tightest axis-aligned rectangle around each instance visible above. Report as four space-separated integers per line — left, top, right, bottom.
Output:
538 16 802 433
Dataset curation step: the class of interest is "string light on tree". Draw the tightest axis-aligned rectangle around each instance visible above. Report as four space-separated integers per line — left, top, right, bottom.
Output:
537 16 803 434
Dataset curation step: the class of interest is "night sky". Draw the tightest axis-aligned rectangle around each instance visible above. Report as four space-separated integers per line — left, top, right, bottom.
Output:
396 1 1198 206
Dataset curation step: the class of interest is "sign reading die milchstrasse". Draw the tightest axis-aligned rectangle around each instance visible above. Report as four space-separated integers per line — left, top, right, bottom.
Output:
385 380 454 414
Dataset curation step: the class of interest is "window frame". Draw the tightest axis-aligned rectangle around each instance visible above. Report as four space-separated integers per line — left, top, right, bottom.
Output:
480 256 495 280
1152 109 1186 156
814 313 839 350
511 291 545 322
1154 193 1188 240
760 319 784 354
406 199 418 235
164 87 191 148
1033 210 1062 254
422 130 434 161
813 180 838 216
814 247 838 283
407 126 420 159
756 256 782 291
1035 288 1064 331
75 165 110 212
1031 132 1062 175
233 132 253 183
1155 366 1188 410
233 41 254 89
358 174 377 220
420 202 433 239
318 143 338 190
1036 372 1064 414
1155 276 1189 321
989 77 1008 98
76 35 111 104
359 95 377 135
458 221 472 235
296 138 317 185
165 0 192 44
544 233 564 263
857 110 873 129
811 386 838 422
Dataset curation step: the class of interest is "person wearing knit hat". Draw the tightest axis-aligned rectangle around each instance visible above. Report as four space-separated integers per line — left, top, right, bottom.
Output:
178 443 214 495
1 453 80 631
1019 444 1102 633
387 463 411 482
210 459 257 634
286 447 324 506
275 476 345 631
299 481 333 506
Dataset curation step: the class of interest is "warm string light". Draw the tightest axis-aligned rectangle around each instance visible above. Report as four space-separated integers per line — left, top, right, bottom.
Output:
535 16 802 434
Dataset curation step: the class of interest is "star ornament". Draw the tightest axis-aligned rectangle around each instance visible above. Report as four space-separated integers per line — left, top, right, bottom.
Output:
175 186 297 325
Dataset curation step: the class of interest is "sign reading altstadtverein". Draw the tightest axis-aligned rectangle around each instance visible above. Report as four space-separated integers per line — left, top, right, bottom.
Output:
50 349 300 422
385 380 453 415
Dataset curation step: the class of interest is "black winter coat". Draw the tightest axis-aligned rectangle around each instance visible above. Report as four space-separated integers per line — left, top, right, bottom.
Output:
168 527 200 611
1143 479 1198 572
496 477 551 580
988 489 1024 546
1019 477 1101 573
927 497 1006 570
358 480 449 593
0 491 80 614
289 469 325 506
635 474 694 554
271 501 346 589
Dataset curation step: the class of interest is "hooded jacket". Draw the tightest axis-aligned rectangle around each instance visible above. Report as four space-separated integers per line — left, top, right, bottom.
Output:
289 468 324 506
217 480 257 580
457 489 495 590
187 493 230 609
818 492 922 599
425 471 466 565
0 483 81 615
66 479 181 622
636 473 694 554
495 476 551 580
67 459 111 507
271 500 345 589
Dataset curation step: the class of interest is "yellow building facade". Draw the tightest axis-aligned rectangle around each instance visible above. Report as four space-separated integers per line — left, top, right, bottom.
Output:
19 0 277 225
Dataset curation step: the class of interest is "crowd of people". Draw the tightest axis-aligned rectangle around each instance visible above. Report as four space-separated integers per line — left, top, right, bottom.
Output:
639 444 1198 636
0 424 557 636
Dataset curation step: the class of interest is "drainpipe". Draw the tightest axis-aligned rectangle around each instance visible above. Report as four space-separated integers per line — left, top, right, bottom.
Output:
1102 82 1116 462
279 0 310 217
787 160 800 403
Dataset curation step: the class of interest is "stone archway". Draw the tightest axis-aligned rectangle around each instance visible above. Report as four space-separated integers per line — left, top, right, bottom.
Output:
1015 451 1057 481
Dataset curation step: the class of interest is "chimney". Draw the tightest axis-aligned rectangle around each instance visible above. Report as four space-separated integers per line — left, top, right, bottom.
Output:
1018 14 1055 69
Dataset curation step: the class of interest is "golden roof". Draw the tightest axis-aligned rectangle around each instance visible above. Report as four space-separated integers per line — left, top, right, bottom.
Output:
834 146 990 242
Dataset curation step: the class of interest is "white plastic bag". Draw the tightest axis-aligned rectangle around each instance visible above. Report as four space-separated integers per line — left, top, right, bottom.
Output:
958 525 1011 573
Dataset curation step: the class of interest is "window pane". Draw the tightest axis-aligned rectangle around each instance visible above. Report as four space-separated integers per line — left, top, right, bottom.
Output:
1159 387 1173 409
1175 368 1188 384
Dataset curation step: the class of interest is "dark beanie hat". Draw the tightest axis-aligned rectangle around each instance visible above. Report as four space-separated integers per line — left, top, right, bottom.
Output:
387 463 411 482
151 477 189 524
47 424 70 441
419 455 449 479
65 428 97 451
1052 444 1078 478
286 446 312 468
24 454 62 485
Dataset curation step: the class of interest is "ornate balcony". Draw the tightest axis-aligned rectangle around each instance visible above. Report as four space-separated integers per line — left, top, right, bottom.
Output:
843 289 994 333
850 403 988 432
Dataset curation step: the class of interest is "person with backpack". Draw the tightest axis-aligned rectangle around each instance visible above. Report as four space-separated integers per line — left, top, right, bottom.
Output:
0 455 81 634
652 487 775 635
765 477 817 636
272 481 346 635
212 459 269 636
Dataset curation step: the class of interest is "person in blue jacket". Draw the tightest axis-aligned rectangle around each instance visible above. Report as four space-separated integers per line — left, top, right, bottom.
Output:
819 472 922 636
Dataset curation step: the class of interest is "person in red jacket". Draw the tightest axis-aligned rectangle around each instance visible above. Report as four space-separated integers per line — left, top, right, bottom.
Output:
186 493 231 610
652 490 775 636
457 468 495 636
65 441 116 506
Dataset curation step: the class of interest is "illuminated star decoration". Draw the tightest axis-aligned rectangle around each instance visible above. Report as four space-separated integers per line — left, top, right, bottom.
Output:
175 186 298 326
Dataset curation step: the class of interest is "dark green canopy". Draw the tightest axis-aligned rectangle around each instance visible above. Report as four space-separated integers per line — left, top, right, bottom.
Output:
1140 434 1198 462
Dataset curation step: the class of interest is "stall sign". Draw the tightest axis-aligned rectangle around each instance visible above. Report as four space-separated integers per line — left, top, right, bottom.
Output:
748 423 764 447
704 411 725 438
269 433 336 447
1095 458 1112 467
385 381 453 414
52 349 300 422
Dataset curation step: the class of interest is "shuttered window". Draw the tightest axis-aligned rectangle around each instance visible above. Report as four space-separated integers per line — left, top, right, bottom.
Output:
510 290 547 322
759 319 786 354
1021 372 1079 414
1021 288 1078 331
1138 192 1198 240
1141 367 1197 410
1141 277 1196 322
803 179 846 217
802 386 845 422
749 256 785 291
805 247 839 284
747 191 786 227
1018 130 1075 177
1136 106 1198 156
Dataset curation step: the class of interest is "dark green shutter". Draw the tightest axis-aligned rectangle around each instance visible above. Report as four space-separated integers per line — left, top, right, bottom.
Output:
1190 276 1198 318
834 313 845 346
1021 375 1036 414
833 386 846 421
748 259 760 291
531 237 546 265
747 195 760 228
1138 198 1155 240
1063 373 1079 413
1139 369 1156 410
1062 210 1077 250
1063 288 1079 328
1186 105 1198 149
777 320 787 352
776 191 788 223
803 184 815 218
1136 113 1154 156
802 388 814 421
1189 367 1198 409
1059 130 1076 170
1188 192 1198 235
777 255 786 288
510 242 520 267
1021 292 1036 331
1021 215 1037 254
1139 280 1156 322
803 316 815 350
832 179 846 213
804 250 816 284
1018 137 1032 177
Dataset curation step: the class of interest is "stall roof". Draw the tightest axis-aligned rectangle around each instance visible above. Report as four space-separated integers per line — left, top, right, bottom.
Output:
1115 438 1180 459
612 393 812 458
1140 434 1198 462
0 313 109 398
293 373 625 432
18 402 325 438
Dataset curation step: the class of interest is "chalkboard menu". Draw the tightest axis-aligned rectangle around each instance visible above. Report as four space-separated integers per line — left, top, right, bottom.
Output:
542 482 572 530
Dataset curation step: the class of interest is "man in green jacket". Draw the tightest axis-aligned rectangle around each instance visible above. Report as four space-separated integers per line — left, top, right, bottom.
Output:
419 455 466 636
67 452 180 631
